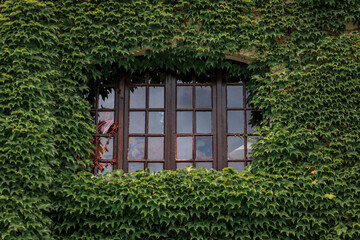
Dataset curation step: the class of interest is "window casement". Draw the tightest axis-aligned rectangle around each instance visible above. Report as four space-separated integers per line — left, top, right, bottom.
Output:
87 69 262 174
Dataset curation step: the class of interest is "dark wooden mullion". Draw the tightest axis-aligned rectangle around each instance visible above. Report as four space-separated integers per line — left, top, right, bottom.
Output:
216 71 226 170
117 74 125 170
123 76 130 173
192 83 196 167
144 83 149 170
167 72 176 170
243 81 248 163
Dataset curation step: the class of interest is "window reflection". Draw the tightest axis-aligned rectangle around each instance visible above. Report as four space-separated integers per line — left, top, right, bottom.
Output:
246 111 263 133
128 137 145 159
129 112 145 133
196 136 212 159
196 86 211 108
98 112 114 134
98 88 115 109
228 136 244 160
148 112 164 134
177 137 192 159
130 87 146 108
177 86 193 108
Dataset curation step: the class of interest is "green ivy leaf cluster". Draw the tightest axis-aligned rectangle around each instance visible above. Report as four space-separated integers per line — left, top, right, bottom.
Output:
51 168 360 239
0 0 359 239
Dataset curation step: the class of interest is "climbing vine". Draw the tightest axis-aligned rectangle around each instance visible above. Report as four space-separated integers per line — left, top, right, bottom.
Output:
0 0 359 239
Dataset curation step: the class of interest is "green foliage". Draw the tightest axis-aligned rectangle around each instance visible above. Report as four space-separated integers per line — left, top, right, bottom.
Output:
0 0 359 239
51 168 360 239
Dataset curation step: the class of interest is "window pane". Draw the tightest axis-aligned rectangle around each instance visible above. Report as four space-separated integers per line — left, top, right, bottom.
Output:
227 86 243 108
196 111 211 133
228 162 245 172
177 72 193 84
177 137 192 159
196 162 212 169
149 71 165 84
196 86 211 108
196 73 211 83
98 137 113 159
148 112 164 134
245 85 253 108
130 87 146 108
246 111 263 133
98 112 114 134
97 163 113 175
98 88 115 109
227 75 243 83
128 137 145 159
148 137 164 160
196 136 212 159
130 72 146 84
228 136 244 160
148 163 163 172
177 86 193 108
149 87 164 108
228 111 244 133
177 162 193 169
129 162 144 173
129 112 145 133
177 111 193 133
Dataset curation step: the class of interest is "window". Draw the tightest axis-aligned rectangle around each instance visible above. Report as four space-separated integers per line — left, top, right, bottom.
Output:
86 69 262 174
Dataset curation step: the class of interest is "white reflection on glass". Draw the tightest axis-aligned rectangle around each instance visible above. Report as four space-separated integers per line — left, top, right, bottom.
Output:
148 112 164 134
176 137 192 159
228 136 244 160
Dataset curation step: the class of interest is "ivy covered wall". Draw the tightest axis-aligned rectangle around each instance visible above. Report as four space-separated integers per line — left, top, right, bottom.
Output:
0 0 359 239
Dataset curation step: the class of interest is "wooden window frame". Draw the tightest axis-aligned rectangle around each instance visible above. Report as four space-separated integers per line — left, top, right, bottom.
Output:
89 69 260 173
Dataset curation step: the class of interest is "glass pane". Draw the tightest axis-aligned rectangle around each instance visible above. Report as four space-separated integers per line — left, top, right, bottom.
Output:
177 162 193 169
98 88 115 109
98 112 114 134
177 111 193 133
130 72 146 84
130 87 146 108
128 137 145 159
247 111 263 133
196 136 212 159
196 162 212 169
176 137 192 159
148 163 163 172
97 163 113 175
129 162 144 173
149 87 164 108
196 73 211 83
228 162 245 172
149 71 165 84
148 112 164 134
228 111 244 133
148 137 164 160
177 86 193 108
228 136 244 160
196 86 211 108
247 136 260 157
177 72 193 84
196 111 211 133
246 85 253 108
228 75 243 83
98 137 113 159
227 86 243 108
129 112 145 133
